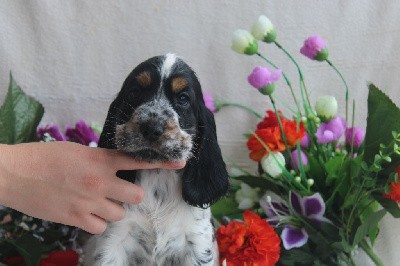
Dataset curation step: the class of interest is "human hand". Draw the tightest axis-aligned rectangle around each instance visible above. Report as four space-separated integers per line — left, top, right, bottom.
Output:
0 142 185 234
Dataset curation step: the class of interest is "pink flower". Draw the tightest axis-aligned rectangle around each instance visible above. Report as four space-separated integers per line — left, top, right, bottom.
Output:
65 120 99 146
316 116 346 144
248 66 281 95
345 127 365 147
37 123 68 141
300 35 328 61
291 150 309 170
248 66 282 89
203 92 216 113
300 132 310 148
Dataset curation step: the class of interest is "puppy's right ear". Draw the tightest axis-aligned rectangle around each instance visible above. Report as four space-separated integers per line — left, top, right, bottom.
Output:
99 95 137 183
98 96 123 149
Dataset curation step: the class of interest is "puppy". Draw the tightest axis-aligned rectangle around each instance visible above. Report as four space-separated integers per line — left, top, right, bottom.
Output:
84 54 229 266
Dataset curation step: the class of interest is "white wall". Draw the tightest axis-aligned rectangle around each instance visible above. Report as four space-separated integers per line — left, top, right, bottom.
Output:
1 1 400 264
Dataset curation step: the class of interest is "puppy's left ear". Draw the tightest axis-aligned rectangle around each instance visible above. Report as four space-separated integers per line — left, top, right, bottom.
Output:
182 100 229 208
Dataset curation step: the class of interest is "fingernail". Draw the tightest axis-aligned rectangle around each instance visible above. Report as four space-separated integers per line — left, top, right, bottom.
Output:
168 161 186 169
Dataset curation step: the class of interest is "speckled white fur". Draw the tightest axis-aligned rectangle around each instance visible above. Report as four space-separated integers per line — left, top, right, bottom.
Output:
84 169 218 266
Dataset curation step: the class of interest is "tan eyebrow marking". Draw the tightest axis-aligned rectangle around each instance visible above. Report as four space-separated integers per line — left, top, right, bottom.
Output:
135 71 152 87
171 77 188 93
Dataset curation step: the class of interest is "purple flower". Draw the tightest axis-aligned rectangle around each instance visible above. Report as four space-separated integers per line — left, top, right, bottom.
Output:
291 150 308 170
65 120 99 146
300 132 310 148
316 116 346 144
37 123 68 141
281 227 309 250
345 127 365 148
203 92 216 113
260 191 328 250
300 35 329 61
247 66 282 95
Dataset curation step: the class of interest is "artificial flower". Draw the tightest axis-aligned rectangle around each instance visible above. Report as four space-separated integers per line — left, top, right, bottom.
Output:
247 66 282 95
281 226 309 250
37 123 68 141
235 183 260 210
247 111 305 161
316 116 346 144
251 15 277 43
300 35 329 61
345 127 365 148
384 181 400 202
203 92 217 113
300 132 310 148
260 192 329 250
247 127 285 161
217 210 281 266
40 250 79 266
65 120 99 146
261 152 286 178
290 150 309 170
315 96 338 122
232 29 258 55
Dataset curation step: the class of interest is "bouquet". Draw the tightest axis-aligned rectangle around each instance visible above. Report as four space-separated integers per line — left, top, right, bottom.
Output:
211 15 400 266
0 75 100 265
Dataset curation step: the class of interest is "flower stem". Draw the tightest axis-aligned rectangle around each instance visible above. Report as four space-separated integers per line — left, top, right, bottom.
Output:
359 239 384 266
350 100 356 156
217 102 263 118
256 53 302 116
326 59 349 124
274 41 312 113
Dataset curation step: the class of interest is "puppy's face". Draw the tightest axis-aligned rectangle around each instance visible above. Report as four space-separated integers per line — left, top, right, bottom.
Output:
111 54 200 162
100 54 229 207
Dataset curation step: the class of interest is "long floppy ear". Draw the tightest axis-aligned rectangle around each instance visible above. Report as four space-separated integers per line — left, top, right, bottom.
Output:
99 95 137 183
99 98 120 149
182 101 229 208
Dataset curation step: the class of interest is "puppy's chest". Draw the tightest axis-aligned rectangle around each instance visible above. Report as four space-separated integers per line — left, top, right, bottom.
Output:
122 170 213 262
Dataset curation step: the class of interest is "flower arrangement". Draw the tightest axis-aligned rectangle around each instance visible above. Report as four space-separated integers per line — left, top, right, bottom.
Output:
0 75 99 265
211 15 400 266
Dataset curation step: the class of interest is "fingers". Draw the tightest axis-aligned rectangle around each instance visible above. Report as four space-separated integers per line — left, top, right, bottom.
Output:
103 149 186 170
106 179 145 205
92 199 126 222
80 214 107 235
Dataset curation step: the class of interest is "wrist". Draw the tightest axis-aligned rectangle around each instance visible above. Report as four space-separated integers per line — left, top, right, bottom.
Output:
0 144 12 207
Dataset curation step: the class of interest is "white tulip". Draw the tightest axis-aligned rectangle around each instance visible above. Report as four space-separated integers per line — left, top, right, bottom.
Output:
261 152 285 178
251 15 277 43
315 95 338 122
231 29 258 55
235 183 260 210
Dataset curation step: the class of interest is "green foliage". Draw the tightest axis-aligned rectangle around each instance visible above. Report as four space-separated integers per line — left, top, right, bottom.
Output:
0 74 44 144
364 84 400 174
352 209 386 247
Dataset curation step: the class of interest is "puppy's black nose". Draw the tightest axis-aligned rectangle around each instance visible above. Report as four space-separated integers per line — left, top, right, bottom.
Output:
139 120 165 141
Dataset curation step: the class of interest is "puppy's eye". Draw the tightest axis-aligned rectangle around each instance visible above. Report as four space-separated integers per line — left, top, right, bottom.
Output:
177 93 190 106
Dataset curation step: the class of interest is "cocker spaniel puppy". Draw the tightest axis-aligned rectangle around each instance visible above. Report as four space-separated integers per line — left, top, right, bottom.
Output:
84 54 229 266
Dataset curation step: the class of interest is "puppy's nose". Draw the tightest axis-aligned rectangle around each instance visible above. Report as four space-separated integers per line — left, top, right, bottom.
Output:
139 120 165 141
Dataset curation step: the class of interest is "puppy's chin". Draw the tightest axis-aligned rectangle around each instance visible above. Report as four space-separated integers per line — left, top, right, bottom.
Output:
127 149 171 163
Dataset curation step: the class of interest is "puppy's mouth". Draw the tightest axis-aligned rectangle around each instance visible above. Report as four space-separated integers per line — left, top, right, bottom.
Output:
127 148 169 162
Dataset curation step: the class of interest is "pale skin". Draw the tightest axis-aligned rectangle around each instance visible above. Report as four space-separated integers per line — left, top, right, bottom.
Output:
0 142 185 235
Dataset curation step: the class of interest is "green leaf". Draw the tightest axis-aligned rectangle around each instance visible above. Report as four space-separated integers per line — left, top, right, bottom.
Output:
5 234 45 266
211 196 242 221
352 209 386 247
0 74 44 144
279 247 316 265
324 155 345 186
364 84 400 173
374 193 400 218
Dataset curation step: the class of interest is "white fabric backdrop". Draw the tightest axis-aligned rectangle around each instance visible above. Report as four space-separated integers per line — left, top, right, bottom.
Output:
1 1 400 264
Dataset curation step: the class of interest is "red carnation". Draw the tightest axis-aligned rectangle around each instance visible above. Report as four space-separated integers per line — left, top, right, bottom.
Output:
247 110 305 161
217 210 281 266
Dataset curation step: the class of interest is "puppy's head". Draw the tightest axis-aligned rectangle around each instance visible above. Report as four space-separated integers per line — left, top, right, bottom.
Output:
100 54 229 208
